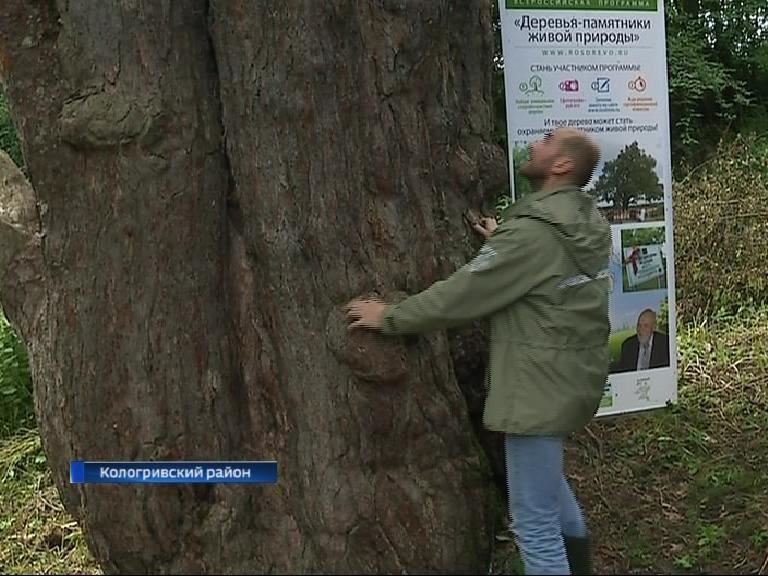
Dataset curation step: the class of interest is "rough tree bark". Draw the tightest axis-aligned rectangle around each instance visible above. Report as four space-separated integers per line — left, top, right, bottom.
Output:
0 1 509 574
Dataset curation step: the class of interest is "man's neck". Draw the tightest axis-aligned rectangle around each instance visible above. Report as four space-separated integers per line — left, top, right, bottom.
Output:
535 177 578 194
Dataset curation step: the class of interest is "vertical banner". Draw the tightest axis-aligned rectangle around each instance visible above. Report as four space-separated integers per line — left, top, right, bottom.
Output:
498 0 678 416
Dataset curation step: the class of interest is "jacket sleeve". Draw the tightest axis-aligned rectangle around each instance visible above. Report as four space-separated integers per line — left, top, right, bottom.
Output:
380 218 549 336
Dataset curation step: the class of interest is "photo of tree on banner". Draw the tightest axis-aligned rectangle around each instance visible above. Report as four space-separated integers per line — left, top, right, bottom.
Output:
588 141 665 224
620 226 667 292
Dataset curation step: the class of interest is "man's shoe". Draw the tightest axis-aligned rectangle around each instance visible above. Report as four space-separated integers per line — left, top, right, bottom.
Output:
563 534 593 575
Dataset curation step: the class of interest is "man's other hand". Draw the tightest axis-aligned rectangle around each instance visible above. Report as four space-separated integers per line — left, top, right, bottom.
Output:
473 217 498 239
345 298 386 331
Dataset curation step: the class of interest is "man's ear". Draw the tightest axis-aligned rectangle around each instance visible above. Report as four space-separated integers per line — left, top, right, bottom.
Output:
551 156 574 176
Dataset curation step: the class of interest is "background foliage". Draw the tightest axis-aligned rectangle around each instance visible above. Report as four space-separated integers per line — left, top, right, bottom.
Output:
672 133 768 320
665 0 768 169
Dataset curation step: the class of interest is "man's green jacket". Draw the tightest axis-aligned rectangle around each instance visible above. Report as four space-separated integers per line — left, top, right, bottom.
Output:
380 185 612 436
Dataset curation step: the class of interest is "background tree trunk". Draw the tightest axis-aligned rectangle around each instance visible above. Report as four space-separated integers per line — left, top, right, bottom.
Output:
0 1 508 573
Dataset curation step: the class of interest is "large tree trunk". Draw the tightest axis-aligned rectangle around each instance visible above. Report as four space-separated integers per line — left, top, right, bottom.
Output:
0 1 508 573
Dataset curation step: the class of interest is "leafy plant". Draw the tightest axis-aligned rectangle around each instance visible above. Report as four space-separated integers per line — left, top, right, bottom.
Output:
0 92 23 168
0 310 33 438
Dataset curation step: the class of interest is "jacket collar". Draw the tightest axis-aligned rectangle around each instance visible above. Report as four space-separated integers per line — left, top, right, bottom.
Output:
525 183 581 202
505 184 581 218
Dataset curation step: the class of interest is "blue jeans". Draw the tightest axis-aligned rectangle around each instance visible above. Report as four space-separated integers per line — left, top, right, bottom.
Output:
504 434 587 575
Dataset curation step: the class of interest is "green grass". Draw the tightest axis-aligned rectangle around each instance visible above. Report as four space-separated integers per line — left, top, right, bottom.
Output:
0 430 100 575
609 329 634 364
1 306 767 574
0 310 33 439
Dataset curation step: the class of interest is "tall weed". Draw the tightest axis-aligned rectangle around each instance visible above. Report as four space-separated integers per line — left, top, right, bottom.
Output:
672 133 768 321
0 310 33 437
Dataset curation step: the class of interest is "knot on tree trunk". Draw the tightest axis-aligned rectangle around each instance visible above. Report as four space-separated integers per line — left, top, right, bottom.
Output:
326 294 409 385
0 153 36 229
59 90 164 149
449 145 480 193
476 141 510 197
450 140 510 210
